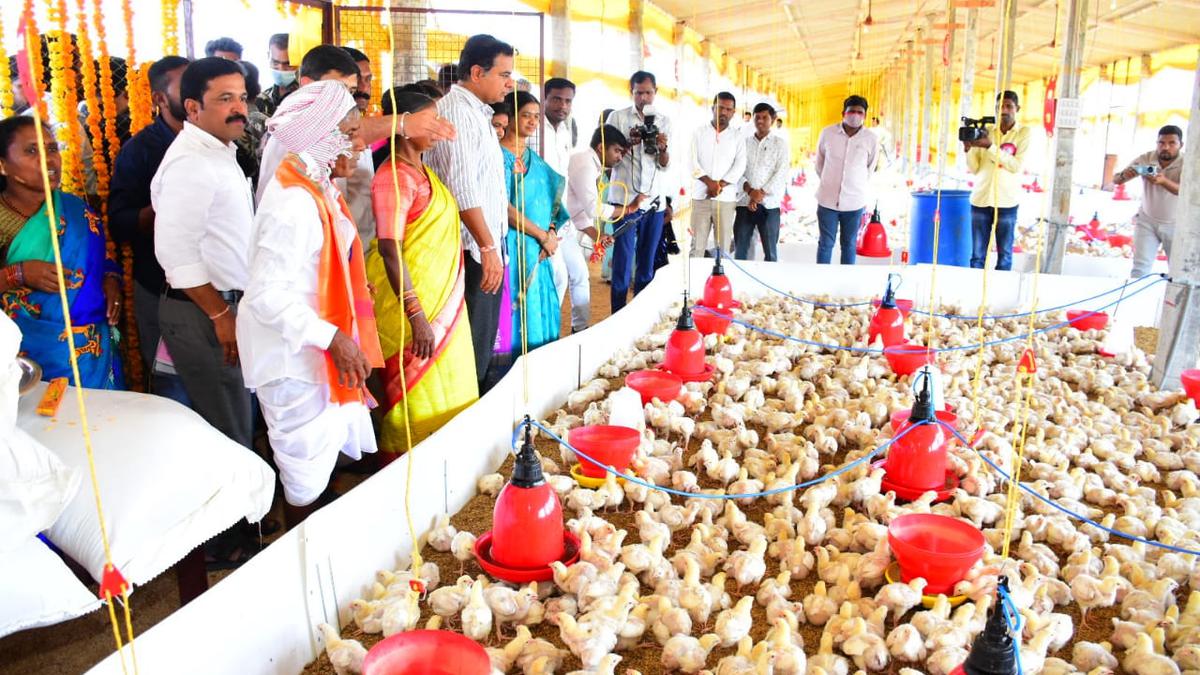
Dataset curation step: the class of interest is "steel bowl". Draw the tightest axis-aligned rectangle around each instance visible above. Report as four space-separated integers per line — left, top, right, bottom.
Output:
17 356 41 396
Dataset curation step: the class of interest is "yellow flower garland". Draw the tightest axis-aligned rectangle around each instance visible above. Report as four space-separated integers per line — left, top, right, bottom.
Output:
123 0 152 135
0 12 13 118
48 0 86 195
75 0 108 200
162 0 179 57
21 1 48 121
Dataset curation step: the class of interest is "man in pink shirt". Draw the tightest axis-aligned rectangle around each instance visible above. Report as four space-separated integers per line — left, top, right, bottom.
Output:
814 95 878 264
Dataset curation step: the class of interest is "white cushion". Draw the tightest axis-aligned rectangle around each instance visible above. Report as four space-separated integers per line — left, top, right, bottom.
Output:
0 428 81 553
17 383 276 585
0 537 100 638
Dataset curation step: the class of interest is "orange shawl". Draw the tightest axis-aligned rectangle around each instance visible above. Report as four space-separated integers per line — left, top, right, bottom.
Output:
275 156 384 404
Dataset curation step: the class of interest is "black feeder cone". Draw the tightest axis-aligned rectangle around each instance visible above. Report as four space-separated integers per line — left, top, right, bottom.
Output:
712 248 725 276
881 272 899 309
910 370 936 424
870 204 882 225
511 416 545 488
676 292 696 331
962 577 1018 675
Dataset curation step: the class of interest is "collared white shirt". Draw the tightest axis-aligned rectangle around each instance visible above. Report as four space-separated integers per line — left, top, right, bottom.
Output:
543 117 576 177
738 131 791 210
152 121 253 292
607 104 672 210
237 158 355 389
335 150 376 246
814 123 878 212
424 84 508 264
256 133 285 206
565 147 617 236
689 122 747 202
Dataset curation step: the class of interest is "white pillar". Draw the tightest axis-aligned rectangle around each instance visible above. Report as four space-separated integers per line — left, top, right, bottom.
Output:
957 8 978 173
1041 0 1089 274
549 0 569 79
1152 55 1200 388
937 2 958 180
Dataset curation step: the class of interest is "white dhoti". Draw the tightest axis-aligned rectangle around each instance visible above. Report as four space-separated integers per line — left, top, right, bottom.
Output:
256 378 377 507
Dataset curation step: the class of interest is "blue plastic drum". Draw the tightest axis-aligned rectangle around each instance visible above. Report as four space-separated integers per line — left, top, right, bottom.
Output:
909 190 972 267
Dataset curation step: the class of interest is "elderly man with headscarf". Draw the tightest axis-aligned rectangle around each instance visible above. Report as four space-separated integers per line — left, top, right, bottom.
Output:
236 80 383 526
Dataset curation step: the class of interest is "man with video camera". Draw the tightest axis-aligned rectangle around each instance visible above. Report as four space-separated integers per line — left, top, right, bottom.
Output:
607 71 672 312
964 90 1030 271
1113 125 1184 277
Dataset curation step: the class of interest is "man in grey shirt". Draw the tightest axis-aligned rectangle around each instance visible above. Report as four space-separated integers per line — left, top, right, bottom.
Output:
424 35 514 391
607 71 672 313
1114 125 1184 278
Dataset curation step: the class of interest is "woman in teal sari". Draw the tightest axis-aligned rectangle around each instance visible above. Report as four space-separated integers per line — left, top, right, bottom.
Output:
0 116 123 389
499 92 565 352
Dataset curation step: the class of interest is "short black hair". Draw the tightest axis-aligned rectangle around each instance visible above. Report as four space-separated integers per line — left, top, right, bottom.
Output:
714 91 736 106
599 108 613 125
239 60 261 100
342 46 369 64
380 87 436 117
490 101 511 119
753 102 776 117
268 33 289 52
299 45 360 81
843 95 869 112
1158 125 1183 142
511 90 538 113
204 37 243 58
149 55 189 94
630 71 656 90
998 90 1019 107
436 64 458 92
412 80 443 98
544 77 575 94
591 124 629 150
457 35 514 80
180 56 245 108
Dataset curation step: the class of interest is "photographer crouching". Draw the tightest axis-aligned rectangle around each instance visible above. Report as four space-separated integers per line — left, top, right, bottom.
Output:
1113 125 1183 277
963 90 1030 271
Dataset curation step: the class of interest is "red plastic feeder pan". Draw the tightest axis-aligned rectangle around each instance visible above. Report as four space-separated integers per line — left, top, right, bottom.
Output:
887 513 985 596
626 369 683 405
871 297 915 318
693 302 733 336
568 425 641 478
1181 369 1200 407
1065 309 1108 331
363 630 491 675
883 342 936 376
474 530 581 583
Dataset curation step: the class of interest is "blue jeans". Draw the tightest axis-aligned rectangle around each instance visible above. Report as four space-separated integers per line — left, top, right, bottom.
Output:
816 205 864 264
733 206 781 261
610 208 664 313
970 205 1018 271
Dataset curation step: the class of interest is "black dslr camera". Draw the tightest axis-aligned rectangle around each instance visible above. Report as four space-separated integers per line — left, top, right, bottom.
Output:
630 105 661 156
959 116 995 143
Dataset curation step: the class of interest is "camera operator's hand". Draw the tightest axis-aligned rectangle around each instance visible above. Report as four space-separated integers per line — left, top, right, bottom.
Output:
628 127 643 145
655 133 668 154
972 131 992 149
1147 172 1167 187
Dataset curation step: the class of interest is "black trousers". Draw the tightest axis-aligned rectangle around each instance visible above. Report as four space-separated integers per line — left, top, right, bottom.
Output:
463 253 503 392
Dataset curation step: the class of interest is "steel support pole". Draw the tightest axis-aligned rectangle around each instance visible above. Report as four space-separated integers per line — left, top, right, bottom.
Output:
1041 0 1089 274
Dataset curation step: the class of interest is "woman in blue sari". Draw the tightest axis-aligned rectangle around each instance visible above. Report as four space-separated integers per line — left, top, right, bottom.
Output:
0 116 123 389
498 92 566 352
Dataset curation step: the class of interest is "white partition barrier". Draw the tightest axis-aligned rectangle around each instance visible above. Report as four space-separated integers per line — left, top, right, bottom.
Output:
87 258 1166 675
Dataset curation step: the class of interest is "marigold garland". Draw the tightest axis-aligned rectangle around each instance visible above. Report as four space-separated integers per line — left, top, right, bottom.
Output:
20 1 48 121
48 0 86 195
0 12 14 117
161 0 180 57
123 0 152 135
127 64 153 137
75 0 108 200
90 0 121 172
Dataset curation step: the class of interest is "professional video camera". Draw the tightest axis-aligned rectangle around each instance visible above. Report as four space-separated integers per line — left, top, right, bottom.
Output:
958 116 995 143
630 105 661 156
1132 164 1159 176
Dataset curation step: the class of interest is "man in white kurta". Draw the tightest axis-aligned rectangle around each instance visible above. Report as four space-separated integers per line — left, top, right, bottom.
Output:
237 81 380 517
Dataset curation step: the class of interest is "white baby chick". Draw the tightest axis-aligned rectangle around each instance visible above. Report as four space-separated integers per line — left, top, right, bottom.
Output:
380 586 422 637
427 513 457 552
662 633 721 673
875 577 928 624
318 623 368 675
461 576 493 642
450 530 477 574
886 623 926 663
478 473 505 497
723 535 768 589
714 596 755 647
486 625 532 673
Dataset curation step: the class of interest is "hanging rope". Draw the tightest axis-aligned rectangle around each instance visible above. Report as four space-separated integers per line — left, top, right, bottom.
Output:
21 25 138 675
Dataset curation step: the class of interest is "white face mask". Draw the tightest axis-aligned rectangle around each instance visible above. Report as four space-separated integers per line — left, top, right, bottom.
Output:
843 113 865 128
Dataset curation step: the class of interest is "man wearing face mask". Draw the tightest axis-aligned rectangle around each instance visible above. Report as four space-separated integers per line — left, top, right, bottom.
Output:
1114 125 1184 277
108 55 192 404
257 33 299 118
151 57 256 448
814 95 877 265
965 90 1030 271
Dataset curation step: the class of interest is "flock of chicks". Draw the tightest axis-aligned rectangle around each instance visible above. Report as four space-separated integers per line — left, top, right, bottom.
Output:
315 292 1200 675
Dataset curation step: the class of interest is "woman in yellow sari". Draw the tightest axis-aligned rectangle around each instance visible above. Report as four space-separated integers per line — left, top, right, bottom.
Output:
367 89 478 459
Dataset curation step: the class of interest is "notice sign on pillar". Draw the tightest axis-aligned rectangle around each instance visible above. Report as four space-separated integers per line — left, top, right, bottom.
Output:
1055 97 1081 130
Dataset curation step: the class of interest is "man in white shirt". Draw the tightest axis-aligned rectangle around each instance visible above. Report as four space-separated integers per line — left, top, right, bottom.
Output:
689 92 747 257
734 103 791 261
151 57 255 447
238 81 381 524
1112 125 1183 278
424 35 514 392
541 77 582 319
814 95 878 265
607 71 672 312
563 125 636 333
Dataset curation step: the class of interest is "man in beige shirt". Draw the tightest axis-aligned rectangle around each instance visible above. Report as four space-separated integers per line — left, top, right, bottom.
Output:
1114 125 1184 277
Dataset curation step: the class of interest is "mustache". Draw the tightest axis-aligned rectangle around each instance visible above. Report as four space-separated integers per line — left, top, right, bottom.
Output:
225 113 248 125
